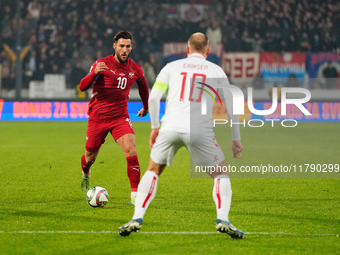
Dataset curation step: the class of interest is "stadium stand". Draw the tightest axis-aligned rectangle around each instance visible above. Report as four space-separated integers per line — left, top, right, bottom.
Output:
0 0 339 92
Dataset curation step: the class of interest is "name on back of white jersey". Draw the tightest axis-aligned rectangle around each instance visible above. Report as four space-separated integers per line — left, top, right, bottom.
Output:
183 63 209 70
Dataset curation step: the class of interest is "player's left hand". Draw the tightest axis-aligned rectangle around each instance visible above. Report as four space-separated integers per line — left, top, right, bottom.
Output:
149 128 159 149
232 141 243 158
137 108 148 117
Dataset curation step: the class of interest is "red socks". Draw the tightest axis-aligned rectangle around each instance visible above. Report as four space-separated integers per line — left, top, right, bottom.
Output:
81 154 140 191
126 155 141 192
81 154 93 174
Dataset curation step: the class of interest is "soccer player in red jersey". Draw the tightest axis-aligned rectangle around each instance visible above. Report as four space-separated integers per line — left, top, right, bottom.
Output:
79 31 149 205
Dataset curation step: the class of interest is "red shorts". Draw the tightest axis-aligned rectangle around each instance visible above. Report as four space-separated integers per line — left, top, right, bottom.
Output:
85 116 134 151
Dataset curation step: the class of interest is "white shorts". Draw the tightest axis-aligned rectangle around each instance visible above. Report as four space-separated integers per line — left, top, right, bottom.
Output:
150 129 225 167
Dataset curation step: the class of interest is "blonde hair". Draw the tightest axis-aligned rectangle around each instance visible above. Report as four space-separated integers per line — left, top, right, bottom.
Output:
188 33 209 53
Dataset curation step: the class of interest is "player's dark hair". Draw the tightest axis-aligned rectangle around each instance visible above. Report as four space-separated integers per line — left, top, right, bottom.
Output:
114 31 133 42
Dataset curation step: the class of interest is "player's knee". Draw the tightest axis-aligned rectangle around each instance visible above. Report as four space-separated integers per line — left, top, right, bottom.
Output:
148 160 166 176
124 145 136 157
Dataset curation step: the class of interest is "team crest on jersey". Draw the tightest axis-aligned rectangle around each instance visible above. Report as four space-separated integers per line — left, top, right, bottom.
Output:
128 72 135 78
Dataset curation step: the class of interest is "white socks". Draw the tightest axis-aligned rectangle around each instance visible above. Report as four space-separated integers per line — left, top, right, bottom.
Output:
132 171 159 219
212 174 232 222
132 172 231 222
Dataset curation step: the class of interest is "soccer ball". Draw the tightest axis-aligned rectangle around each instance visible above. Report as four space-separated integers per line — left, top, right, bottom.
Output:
86 186 109 207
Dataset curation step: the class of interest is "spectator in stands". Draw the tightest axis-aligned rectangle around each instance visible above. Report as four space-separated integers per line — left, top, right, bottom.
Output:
311 34 321 52
321 32 336 51
1 61 14 89
249 32 263 52
240 31 252 51
61 61 72 88
143 36 157 53
286 34 297 52
143 61 157 88
50 63 59 74
44 19 57 43
206 20 222 44
185 4 202 23
1 0 339 93
27 50 37 74
225 32 241 52
80 54 94 73
79 39 94 58
32 63 45 81
70 50 81 67
27 0 40 29
323 61 338 89
70 62 86 89
299 32 311 51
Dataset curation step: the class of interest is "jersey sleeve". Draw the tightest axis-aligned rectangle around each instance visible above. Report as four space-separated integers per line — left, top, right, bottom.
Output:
217 70 241 141
148 64 170 129
79 61 98 91
148 87 163 128
153 64 169 93
135 64 149 110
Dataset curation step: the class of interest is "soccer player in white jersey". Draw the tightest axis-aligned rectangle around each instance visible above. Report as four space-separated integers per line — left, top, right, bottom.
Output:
119 33 245 239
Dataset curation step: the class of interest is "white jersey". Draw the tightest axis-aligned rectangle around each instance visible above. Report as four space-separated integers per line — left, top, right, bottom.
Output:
155 53 228 134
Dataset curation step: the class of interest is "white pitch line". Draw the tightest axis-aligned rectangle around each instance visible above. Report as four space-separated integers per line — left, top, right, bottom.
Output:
0 231 338 236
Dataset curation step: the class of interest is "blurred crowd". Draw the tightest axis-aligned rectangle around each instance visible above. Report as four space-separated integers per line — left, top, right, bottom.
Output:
0 0 339 90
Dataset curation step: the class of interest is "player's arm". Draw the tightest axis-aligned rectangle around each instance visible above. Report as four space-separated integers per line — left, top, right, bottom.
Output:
219 82 243 158
136 76 149 117
79 62 108 91
148 80 168 148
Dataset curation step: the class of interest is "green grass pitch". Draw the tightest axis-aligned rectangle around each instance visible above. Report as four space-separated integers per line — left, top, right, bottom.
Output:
0 121 339 254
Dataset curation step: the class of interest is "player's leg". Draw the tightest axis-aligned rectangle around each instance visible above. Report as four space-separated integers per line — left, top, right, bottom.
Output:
132 159 166 219
119 130 181 236
134 130 181 217
209 161 232 223
81 119 107 194
210 161 244 239
118 159 166 236
119 159 166 236
116 133 140 204
188 134 245 238
81 150 99 174
113 117 141 204
81 149 99 194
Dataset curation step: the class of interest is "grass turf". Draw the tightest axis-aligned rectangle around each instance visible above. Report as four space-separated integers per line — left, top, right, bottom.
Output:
0 121 339 254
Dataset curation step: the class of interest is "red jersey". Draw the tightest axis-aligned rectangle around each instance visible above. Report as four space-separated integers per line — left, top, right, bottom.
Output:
79 55 149 120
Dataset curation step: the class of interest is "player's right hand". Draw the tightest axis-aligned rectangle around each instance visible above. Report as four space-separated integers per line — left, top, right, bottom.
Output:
149 128 160 149
137 108 149 117
232 141 243 158
94 62 109 74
